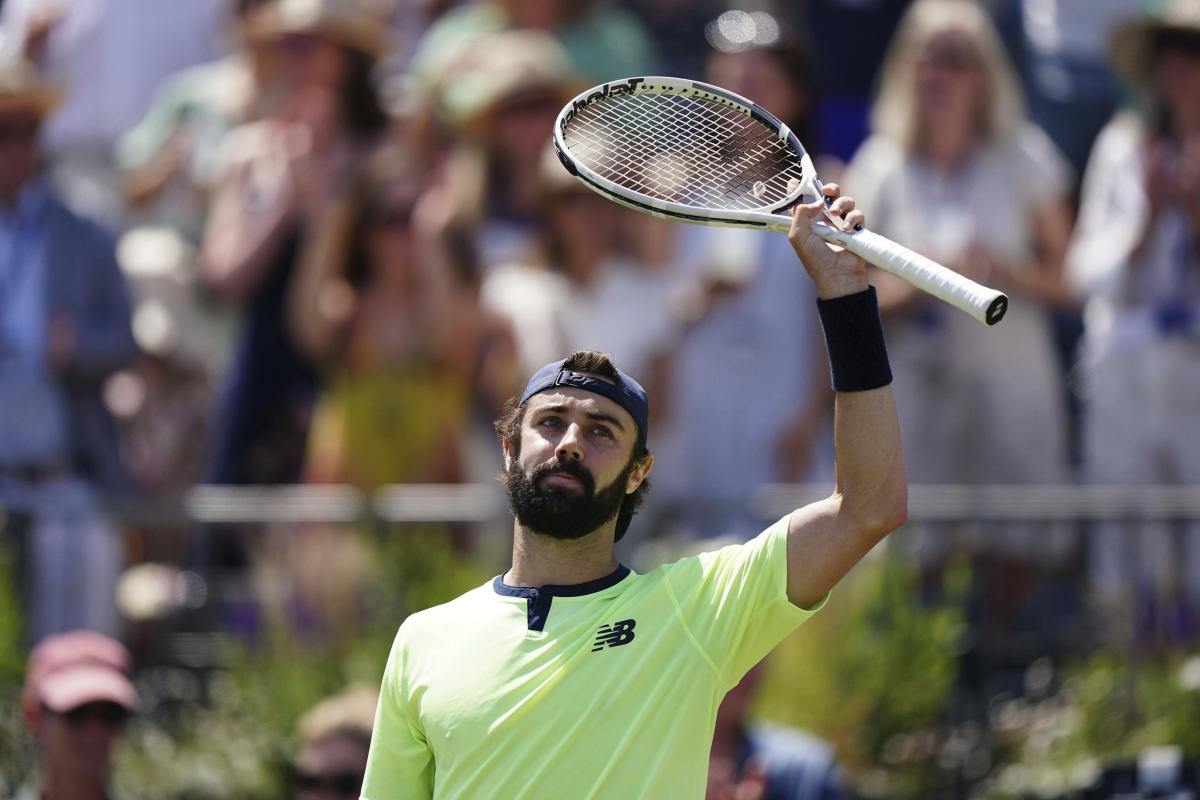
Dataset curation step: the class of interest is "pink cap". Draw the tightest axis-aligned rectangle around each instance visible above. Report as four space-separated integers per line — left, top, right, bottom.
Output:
22 630 139 715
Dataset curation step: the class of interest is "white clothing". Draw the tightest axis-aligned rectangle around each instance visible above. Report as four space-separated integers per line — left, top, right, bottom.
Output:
844 124 1073 562
480 258 681 381
1066 112 1200 605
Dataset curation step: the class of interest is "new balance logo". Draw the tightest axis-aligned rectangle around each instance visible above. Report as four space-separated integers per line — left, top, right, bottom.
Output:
592 619 636 651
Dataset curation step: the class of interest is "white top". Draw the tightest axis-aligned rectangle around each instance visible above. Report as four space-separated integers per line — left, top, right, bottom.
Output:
1067 112 1200 351
480 257 681 381
846 122 1071 270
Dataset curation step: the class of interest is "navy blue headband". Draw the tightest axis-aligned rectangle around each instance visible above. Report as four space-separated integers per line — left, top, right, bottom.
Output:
519 359 650 445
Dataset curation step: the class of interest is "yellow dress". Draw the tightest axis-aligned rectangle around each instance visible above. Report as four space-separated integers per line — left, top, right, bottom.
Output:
305 362 469 488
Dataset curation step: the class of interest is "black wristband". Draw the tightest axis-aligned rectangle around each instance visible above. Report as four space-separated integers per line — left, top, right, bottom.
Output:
816 286 892 392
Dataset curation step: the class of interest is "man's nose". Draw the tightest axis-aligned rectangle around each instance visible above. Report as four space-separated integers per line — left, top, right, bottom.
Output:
556 423 584 461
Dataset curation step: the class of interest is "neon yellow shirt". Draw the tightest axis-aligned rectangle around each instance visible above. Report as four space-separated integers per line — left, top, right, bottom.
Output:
361 514 821 799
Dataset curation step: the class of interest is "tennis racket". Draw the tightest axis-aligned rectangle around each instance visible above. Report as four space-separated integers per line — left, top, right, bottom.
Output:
552 76 1008 326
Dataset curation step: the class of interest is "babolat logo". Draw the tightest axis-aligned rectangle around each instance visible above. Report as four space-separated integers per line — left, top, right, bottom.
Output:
560 77 646 132
592 619 636 651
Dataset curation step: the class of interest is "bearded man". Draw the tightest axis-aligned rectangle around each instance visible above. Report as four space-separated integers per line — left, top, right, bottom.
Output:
362 186 907 800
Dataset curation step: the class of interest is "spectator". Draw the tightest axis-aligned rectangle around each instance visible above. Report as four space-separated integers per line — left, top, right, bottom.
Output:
644 12 834 545
480 142 680 383
117 0 282 243
409 0 656 91
842 0 1077 627
108 1 285 506
419 29 584 274
704 9 830 176
708 662 846 800
1068 0 1200 643
292 684 377 800
0 0 228 228
200 0 391 487
289 146 518 489
17 630 139 800
0 57 137 640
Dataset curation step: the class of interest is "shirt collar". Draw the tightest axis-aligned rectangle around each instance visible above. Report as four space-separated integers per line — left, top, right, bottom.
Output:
493 564 632 598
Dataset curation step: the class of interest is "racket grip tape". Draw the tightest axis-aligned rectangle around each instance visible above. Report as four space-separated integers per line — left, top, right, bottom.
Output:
815 224 1009 326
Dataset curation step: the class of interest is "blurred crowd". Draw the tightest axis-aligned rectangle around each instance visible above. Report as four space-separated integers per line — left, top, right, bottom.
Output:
1 0 1200 795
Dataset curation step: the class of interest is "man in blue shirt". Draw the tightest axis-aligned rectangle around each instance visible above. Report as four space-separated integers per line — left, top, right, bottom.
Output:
0 56 137 638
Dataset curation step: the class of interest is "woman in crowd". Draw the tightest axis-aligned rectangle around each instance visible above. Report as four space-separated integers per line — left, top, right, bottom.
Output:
199 0 391 486
289 146 517 488
1068 0 1200 643
416 29 584 274
842 0 1077 624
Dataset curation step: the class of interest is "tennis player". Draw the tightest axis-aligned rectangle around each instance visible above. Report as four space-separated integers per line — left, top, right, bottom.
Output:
360 186 906 799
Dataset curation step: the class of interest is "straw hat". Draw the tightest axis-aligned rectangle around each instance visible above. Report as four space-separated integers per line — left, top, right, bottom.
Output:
1109 0 1200 86
0 58 63 116
434 30 585 133
246 0 394 60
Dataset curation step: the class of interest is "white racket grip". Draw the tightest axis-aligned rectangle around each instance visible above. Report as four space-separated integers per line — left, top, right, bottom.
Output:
814 224 1008 326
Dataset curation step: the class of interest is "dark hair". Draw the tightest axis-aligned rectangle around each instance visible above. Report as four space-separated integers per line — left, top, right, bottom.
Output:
341 48 390 138
757 33 821 152
233 0 273 19
494 351 652 532
1149 28 1200 137
339 148 424 288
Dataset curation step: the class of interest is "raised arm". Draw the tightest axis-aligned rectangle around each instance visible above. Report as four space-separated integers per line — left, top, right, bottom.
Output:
782 186 908 609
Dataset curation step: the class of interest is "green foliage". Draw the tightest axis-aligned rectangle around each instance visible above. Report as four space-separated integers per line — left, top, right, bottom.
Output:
0 540 26 685
0 536 33 792
754 550 969 797
114 693 285 800
112 524 495 800
982 651 1200 798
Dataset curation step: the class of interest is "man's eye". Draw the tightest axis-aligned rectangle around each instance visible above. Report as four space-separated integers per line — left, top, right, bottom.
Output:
592 426 613 438
538 417 562 428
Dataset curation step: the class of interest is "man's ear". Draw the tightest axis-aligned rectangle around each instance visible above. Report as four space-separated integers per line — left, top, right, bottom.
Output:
502 438 513 472
625 454 654 494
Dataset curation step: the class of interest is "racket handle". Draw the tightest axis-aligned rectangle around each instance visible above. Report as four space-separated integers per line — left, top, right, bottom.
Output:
814 224 1008 326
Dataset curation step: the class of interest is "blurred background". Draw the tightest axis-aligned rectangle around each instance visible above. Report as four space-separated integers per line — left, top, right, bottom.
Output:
1 0 1200 797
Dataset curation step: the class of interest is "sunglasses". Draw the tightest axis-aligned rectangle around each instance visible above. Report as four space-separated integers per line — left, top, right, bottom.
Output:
49 701 129 728
293 770 364 796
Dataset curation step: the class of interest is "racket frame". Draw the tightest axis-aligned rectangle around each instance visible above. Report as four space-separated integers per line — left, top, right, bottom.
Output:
553 76 815 233
553 76 1009 327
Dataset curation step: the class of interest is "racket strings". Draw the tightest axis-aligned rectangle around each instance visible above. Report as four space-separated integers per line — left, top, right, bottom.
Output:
563 92 805 211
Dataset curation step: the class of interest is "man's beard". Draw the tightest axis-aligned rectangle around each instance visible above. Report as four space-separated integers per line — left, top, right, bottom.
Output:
505 455 634 540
